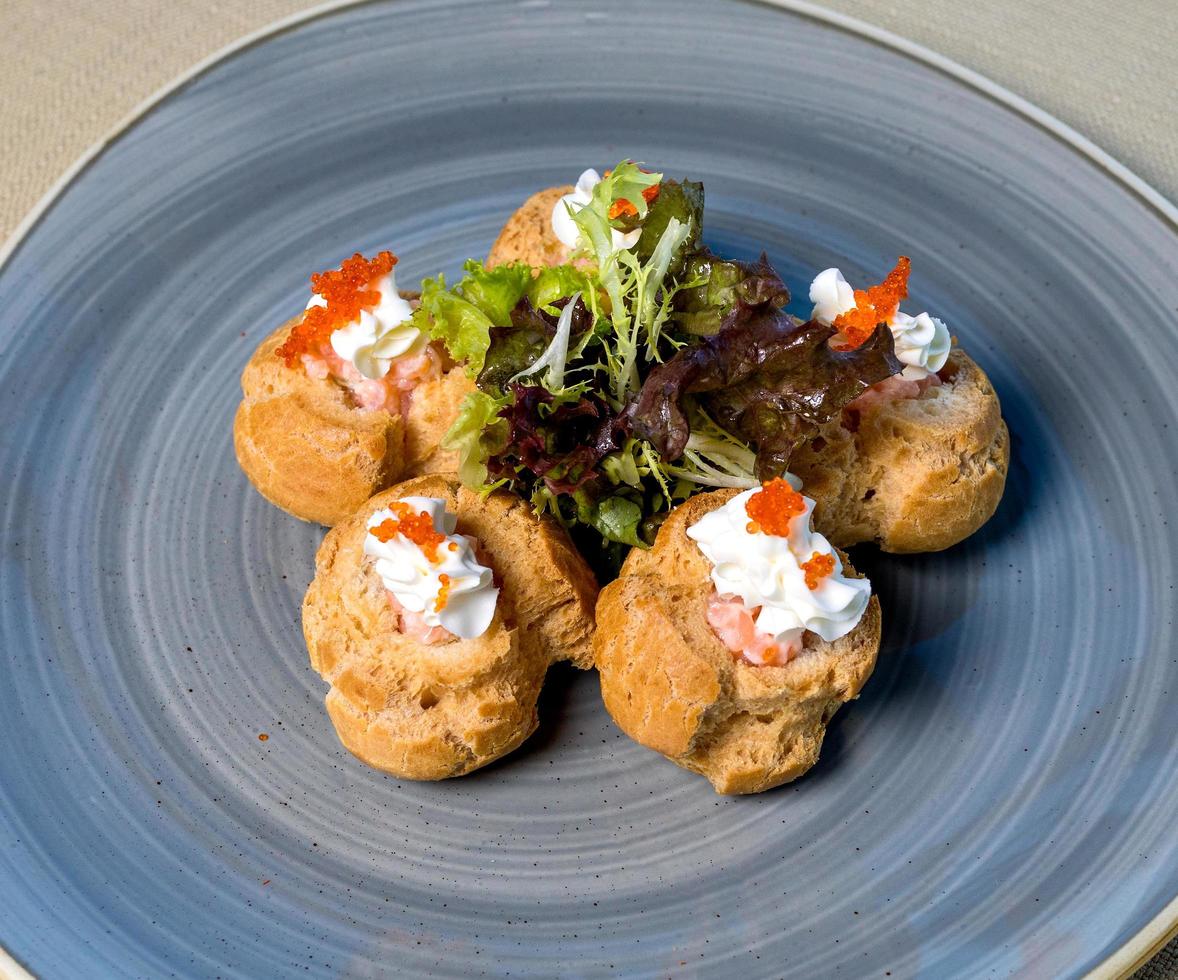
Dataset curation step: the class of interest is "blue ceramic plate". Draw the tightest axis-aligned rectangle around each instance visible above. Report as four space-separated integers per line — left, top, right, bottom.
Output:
2 1 1176 976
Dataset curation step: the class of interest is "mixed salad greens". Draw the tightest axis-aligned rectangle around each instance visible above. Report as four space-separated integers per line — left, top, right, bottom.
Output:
408 162 902 577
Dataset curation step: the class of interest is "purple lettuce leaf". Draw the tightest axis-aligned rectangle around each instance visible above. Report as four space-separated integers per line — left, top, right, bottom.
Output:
485 383 630 496
629 309 902 479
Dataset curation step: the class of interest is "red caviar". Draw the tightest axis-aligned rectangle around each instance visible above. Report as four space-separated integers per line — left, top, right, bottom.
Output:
434 574 451 612
369 501 446 563
608 198 639 220
605 173 659 221
801 551 836 590
832 256 911 350
745 479 806 536
276 251 398 367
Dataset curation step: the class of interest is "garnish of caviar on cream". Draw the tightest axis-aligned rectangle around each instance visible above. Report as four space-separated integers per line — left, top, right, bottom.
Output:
363 497 498 641
686 479 871 666
551 168 644 251
311 262 419 380
809 257 950 380
276 251 421 380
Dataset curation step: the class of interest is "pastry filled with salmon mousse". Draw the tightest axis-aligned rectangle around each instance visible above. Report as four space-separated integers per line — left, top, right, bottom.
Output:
787 262 1009 552
302 474 598 780
234 250 474 526
595 480 881 795
486 166 1008 553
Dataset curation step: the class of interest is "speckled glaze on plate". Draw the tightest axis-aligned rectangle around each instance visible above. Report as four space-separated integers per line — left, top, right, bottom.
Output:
2 0 1177 976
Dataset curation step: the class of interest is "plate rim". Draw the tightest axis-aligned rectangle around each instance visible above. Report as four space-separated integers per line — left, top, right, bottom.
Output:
1 1 1174 976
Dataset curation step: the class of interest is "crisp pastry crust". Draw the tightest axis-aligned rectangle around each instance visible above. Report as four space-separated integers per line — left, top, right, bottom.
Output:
486 185 573 269
233 296 474 526
595 489 882 795
302 475 599 780
792 349 1009 552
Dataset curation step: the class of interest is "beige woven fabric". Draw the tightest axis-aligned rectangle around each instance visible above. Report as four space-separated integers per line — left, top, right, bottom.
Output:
1 0 1176 240
0 0 1175 976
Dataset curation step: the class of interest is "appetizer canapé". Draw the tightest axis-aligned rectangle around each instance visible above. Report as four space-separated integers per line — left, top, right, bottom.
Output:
596 480 880 794
303 474 597 780
234 251 471 525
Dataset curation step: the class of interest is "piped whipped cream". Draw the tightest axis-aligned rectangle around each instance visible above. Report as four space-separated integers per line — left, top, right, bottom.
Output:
809 267 950 380
551 168 642 252
364 497 498 641
687 483 871 662
307 266 420 380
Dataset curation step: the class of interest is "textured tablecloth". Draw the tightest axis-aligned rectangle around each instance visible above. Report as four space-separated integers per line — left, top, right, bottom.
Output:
1 0 1175 976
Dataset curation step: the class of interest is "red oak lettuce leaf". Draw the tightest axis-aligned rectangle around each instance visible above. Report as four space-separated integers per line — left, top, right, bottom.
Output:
629 310 901 479
486 383 630 496
673 249 791 336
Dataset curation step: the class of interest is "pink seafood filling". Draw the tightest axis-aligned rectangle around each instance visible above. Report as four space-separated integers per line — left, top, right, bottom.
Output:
847 371 941 413
300 343 442 414
386 591 453 646
706 593 799 667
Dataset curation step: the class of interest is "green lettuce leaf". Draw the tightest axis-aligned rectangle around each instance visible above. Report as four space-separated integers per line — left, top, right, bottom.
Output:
600 447 641 488
526 264 592 311
412 281 492 375
594 496 644 547
576 492 644 548
478 294 596 393
439 390 509 487
634 179 704 272
414 261 533 374
477 301 555 393
456 259 532 325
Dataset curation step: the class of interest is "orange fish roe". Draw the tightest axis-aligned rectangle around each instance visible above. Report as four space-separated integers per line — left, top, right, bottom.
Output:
275 250 398 367
606 181 661 221
608 198 639 220
601 161 660 212
434 574 451 613
832 256 911 350
369 501 446 563
745 479 806 536
801 551 836 590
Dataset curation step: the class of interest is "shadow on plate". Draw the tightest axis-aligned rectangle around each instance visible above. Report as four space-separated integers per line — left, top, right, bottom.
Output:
459 662 588 780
